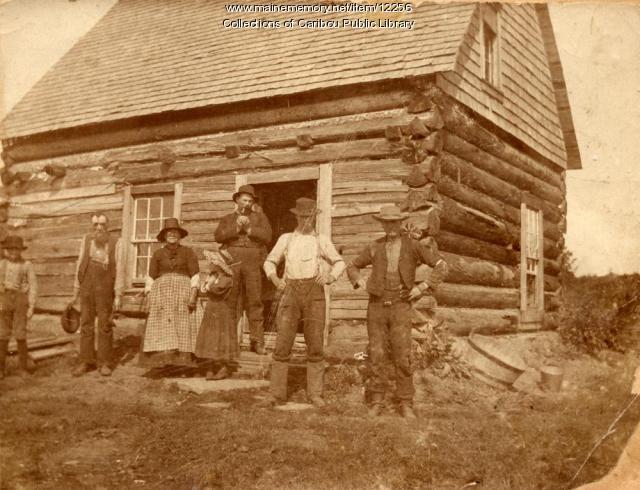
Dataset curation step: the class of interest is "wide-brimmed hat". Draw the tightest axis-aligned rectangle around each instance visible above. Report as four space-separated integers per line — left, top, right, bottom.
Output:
372 204 409 222
61 303 81 334
156 217 189 242
232 184 257 202
290 197 320 217
2 235 27 250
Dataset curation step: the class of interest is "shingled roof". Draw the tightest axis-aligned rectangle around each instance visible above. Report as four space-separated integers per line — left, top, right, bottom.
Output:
0 0 475 139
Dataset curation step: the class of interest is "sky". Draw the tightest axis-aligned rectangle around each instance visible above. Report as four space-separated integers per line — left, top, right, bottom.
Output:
1 0 639 276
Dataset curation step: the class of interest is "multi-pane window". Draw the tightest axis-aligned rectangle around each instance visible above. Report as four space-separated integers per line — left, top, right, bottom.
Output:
132 194 174 282
525 207 541 308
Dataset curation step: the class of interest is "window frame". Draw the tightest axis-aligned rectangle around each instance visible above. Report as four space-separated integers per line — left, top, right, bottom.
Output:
480 4 501 89
520 198 545 324
122 183 183 290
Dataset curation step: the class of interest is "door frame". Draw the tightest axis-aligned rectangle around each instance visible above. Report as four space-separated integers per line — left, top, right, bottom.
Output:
235 163 333 347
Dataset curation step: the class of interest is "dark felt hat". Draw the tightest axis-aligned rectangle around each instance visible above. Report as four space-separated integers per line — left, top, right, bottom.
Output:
232 184 257 202
156 217 189 242
290 197 320 217
61 303 81 334
372 204 409 222
2 235 27 250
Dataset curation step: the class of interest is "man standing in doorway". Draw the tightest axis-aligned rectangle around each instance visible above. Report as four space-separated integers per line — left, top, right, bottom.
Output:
72 214 125 377
346 205 448 419
261 197 345 408
215 185 272 355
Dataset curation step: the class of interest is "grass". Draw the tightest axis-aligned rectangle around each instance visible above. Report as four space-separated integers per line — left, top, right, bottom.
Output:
1 344 640 489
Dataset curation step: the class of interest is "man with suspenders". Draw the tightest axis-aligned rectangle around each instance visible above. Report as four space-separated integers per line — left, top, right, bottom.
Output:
261 197 345 408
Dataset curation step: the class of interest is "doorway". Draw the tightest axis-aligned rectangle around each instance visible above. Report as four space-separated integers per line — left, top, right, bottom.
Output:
234 164 332 350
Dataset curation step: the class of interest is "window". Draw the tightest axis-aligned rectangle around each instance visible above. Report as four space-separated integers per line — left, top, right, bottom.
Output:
520 201 544 323
480 4 500 87
123 183 182 288
132 194 174 281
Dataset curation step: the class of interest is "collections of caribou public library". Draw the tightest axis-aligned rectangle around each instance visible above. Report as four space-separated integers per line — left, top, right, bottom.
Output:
221 17 416 29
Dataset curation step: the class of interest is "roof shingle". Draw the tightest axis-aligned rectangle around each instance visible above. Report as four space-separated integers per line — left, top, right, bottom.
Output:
1 0 475 139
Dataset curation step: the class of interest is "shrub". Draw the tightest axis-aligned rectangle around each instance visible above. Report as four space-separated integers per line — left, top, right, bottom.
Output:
558 274 640 354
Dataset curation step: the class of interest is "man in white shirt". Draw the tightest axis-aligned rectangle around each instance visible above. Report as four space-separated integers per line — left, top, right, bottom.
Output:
261 197 345 407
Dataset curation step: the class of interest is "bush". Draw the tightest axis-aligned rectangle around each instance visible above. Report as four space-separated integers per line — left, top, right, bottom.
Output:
558 274 640 354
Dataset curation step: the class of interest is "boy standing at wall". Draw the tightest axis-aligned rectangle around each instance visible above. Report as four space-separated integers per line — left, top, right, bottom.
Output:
0 235 37 378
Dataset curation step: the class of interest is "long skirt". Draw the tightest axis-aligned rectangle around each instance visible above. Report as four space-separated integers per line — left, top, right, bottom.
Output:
143 273 203 354
195 297 239 362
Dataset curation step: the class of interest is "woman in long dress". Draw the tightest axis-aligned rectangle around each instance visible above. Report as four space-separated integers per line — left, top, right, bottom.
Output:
142 217 201 367
195 249 240 380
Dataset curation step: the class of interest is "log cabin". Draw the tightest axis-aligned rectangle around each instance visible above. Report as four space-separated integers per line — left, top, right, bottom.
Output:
0 1 580 358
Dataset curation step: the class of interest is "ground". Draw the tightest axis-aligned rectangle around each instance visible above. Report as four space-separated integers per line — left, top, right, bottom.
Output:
1 333 639 490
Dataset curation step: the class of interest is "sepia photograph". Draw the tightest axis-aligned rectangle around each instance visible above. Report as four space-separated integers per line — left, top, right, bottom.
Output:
0 0 639 488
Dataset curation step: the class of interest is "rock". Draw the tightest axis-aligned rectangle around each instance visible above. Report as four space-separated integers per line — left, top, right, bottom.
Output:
164 378 269 395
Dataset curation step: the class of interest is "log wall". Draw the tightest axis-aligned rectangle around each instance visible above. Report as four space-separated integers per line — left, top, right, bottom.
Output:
4 84 566 339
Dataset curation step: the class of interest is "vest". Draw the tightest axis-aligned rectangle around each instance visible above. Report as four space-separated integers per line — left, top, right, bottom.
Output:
367 236 417 297
77 234 117 287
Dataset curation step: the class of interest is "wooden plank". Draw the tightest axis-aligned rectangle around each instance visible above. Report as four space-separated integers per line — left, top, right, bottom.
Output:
11 183 116 204
130 182 175 196
10 194 123 219
246 166 319 184
24 239 82 261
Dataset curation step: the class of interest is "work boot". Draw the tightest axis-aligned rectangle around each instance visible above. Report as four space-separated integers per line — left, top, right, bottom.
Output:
399 402 417 420
270 360 289 402
306 361 325 404
72 363 95 377
17 340 34 375
251 341 265 356
211 364 229 380
0 339 8 380
99 365 113 377
368 392 385 417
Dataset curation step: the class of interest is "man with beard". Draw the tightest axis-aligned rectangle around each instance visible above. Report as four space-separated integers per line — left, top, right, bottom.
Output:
346 205 448 419
71 214 125 376
215 185 272 355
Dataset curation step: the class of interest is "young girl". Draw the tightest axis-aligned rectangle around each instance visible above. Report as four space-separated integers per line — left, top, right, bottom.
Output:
195 249 240 380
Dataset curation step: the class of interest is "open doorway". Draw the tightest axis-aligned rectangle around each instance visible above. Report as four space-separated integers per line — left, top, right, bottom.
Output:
240 179 318 346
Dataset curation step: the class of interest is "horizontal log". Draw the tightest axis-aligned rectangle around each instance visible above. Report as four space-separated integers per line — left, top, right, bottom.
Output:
436 94 564 187
332 203 397 219
11 184 116 205
8 108 419 172
438 307 520 336
116 139 402 184
440 152 563 225
438 174 518 224
10 209 122 232
443 131 563 206
181 209 236 222
420 253 517 288
440 195 513 247
10 194 122 219
435 284 519 309
437 230 517 266
24 238 82 261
